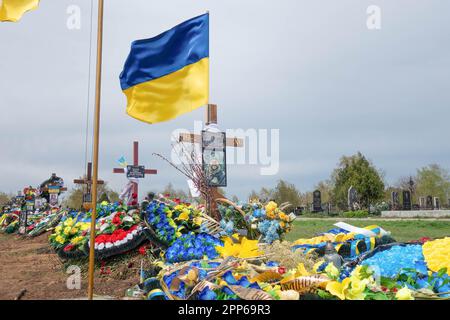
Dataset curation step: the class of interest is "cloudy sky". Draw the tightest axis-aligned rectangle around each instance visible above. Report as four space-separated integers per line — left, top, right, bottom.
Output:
1 0 449 200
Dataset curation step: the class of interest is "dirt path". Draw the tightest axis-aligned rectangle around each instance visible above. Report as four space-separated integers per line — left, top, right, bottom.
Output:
0 233 140 300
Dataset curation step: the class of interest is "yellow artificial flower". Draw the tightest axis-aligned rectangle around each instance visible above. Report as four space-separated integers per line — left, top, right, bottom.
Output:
345 277 366 300
422 237 450 275
326 278 350 300
265 201 278 213
55 235 65 244
79 223 90 231
396 287 414 300
266 211 276 220
325 263 340 279
64 218 74 227
70 227 79 235
193 217 203 226
55 226 62 233
166 210 173 218
216 237 263 259
177 209 190 221
63 226 72 236
296 263 311 277
71 236 85 245
279 221 286 229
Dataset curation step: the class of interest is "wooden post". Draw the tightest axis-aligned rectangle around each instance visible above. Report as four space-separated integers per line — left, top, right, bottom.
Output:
87 0 104 301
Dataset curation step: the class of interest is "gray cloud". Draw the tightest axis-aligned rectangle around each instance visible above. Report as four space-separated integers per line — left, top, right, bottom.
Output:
1 0 449 199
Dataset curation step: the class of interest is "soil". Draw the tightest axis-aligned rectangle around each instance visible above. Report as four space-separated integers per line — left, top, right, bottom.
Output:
0 232 141 300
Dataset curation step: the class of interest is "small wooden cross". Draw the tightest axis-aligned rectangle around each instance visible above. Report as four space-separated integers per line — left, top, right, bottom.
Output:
178 104 244 217
74 162 104 209
112 141 158 200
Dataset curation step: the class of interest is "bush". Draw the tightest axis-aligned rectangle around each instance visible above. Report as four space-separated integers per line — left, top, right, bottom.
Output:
342 210 369 218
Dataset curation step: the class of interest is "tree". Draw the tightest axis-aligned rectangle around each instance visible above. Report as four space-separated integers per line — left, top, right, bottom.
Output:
64 182 119 209
415 164 450 204
248 187 274 203
272 180 302 207
0 192 11 206
331 152 385 210
160 183 190 201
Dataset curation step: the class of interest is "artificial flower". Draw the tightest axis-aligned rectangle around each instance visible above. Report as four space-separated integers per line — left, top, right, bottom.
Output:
396 287 414 300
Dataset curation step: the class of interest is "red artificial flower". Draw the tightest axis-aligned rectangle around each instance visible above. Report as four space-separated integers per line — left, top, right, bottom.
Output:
64 244 75 252
277 267 287 275
419 237 432 244
112 214 122 226
132 193 138 199
138 245 147 256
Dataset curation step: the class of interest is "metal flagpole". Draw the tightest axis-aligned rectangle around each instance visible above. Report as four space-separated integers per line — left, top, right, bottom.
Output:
88 0 104 300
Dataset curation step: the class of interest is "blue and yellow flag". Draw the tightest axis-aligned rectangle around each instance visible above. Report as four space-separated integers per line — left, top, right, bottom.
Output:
0 0 39 22
120 13 209 124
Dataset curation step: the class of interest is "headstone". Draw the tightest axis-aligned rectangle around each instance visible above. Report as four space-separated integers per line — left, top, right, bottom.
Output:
419 197 426 210
312 190 322 213
426 196 433 210
348 186 358 211
434 197 440 210
391 191 400 210
402 190 412 211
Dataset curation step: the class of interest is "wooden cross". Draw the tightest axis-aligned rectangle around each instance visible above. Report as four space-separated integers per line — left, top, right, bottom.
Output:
113 141 158 199
74 162 104 210
178 104 244 217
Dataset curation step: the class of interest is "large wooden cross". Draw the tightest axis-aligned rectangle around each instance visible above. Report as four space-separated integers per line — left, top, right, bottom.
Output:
113 141 158 199
178 104 244 217
74 162 104 210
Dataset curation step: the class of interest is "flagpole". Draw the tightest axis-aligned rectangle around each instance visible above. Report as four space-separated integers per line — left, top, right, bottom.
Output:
88 0 104 300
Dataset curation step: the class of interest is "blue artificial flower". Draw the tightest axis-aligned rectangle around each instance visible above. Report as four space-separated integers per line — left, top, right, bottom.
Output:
199 288 218 300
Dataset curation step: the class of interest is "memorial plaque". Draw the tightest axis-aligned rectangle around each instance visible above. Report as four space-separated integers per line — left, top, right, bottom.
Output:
83 193 92 203
126 165 146 179
312 190 322 213
202 130 227 187
402 190 412 211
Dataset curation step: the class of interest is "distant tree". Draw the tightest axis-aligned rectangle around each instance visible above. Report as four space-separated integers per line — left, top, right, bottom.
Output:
248 187 275 203
331 152 385 210
160 183 190 201
415 164 450 203
0 192 11 206
64 182 119 209
272 180 302 207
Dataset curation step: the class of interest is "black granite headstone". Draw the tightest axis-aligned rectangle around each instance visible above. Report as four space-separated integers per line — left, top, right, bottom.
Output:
402 190 412 211
312 190 322 213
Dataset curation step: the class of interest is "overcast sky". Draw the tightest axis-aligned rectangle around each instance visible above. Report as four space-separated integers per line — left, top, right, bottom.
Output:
1 0 449 200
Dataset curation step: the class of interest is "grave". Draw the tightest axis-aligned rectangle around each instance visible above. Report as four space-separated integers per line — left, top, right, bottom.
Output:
74 162 105 210
347 186 359 211
113 141 158 202
402 190 412 211
312 190 322 213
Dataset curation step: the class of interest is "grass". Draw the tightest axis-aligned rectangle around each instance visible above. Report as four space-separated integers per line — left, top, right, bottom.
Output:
286 219 450 242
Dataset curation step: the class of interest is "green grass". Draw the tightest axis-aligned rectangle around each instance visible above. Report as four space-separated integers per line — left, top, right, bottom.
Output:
286 219 450 242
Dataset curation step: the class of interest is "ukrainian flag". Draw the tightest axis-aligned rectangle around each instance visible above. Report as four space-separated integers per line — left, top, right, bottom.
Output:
0 0 39 22
120 13 209 124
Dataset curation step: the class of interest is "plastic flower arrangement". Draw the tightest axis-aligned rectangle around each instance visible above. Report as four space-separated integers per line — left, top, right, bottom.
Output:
49 217 90 252
323 265 400 300
218 201 295 244
145 201 202 245
165 233 223 263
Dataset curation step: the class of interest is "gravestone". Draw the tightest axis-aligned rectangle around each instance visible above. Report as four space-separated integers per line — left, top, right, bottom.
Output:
434 197 440 210
402 190 412 211
419 197 426 210
348 186 359 211
312 190 322 213
426 196 433 210
391 191 400 210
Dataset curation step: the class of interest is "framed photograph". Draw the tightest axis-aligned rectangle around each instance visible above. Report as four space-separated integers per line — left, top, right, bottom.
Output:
202 130 227 187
